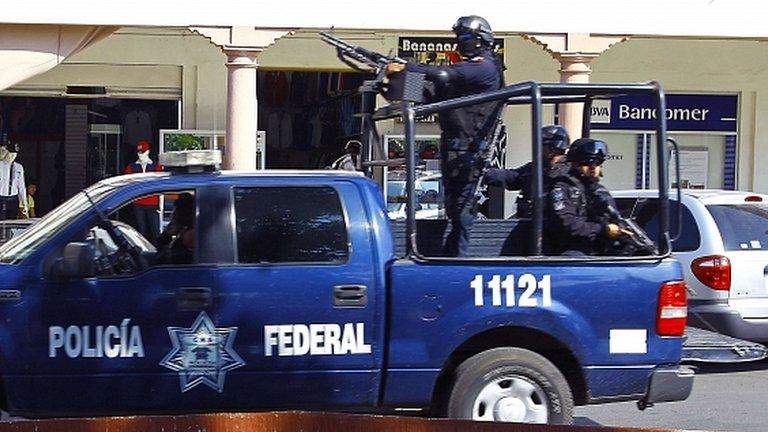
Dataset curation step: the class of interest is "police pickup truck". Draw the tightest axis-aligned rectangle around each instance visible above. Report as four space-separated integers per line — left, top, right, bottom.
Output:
0 148 692 424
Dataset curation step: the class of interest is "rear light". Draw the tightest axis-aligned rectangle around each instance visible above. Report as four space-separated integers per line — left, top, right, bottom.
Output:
691 255 731 291
657 281 688 336
745 195 763 202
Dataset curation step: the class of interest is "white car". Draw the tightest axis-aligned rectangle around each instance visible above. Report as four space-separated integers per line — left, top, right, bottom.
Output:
613 189 768 343
387 173 444 220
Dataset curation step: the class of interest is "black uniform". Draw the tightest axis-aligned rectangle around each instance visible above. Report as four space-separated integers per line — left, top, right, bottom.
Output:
544 172 608 256
406 50 503 256
484 161 570 218
583 177 621 254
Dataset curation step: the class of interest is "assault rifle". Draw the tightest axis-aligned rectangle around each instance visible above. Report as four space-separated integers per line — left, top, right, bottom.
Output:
595 192 659 256
319 32 406 76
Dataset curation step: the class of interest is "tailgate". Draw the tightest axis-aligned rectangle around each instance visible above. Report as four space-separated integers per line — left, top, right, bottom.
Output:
682 326 768 363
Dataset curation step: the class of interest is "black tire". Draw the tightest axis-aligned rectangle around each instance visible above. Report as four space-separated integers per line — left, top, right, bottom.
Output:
446 347 574 425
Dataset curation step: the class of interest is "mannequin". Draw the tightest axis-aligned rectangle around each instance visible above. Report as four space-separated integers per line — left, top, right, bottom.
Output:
0 140 27 220
123 141 163 242
329 140 361 171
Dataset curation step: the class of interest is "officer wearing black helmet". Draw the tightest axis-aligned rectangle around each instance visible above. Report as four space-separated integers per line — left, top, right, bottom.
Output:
545 138 622 256
387 15 504 257
483 125 570 218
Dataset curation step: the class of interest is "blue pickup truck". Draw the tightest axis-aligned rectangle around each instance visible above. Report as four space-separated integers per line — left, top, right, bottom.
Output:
0 161 691 423
0 80 693 424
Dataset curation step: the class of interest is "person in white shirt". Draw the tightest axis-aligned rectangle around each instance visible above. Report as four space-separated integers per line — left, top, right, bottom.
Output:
0 140 27 220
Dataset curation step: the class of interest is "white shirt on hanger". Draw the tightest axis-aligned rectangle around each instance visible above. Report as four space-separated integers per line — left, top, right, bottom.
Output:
0 160 27 211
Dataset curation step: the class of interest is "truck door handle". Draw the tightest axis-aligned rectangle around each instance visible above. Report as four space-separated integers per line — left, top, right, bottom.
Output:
333 285 367 308
176 287 212 310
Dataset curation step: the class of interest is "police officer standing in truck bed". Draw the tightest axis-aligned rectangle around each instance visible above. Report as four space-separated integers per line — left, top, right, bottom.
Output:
387 16 504 257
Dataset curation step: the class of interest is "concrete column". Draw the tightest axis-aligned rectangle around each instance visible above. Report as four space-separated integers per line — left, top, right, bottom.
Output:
556 54 597 140
224 50 259 171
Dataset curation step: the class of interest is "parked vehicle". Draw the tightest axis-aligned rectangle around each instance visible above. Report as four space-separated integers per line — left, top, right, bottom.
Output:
387 172 444 220
613 189 768 343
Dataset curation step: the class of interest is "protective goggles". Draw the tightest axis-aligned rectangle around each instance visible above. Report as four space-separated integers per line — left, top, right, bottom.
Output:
581 139 608 158
456 33 476 42
579 158 604 167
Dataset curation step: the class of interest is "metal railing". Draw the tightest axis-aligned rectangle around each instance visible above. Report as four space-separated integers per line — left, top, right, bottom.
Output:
391 81 670 262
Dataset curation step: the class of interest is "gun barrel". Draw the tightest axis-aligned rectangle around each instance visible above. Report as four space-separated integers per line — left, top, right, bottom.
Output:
320 32 406 66
319 32 352 48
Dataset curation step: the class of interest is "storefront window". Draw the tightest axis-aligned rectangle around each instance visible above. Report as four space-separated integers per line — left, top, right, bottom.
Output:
384 135 443 220
590 93 738 191
0 96 178 215
594 131 734 191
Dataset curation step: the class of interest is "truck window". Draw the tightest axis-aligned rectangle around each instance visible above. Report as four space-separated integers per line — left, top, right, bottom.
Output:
0 182 116 264
90 190 196 275
634 199 700 252
233 187 349 263
706 204 768 251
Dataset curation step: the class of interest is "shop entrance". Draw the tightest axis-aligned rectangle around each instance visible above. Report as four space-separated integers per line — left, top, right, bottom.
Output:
0 96 178 216
88 123 122 184
257 70 372 169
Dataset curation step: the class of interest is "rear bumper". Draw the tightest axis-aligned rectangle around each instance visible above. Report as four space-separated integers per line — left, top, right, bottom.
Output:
638 365 695 409
689 300 768 343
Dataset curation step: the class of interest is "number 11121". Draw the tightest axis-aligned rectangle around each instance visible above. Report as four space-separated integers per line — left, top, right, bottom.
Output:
470 274 552 308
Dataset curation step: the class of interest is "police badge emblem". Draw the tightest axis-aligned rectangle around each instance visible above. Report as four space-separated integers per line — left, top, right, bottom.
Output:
551 187 566 211
159 311 245 392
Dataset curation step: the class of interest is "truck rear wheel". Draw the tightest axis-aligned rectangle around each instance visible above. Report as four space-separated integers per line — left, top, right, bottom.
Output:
446 347 573 425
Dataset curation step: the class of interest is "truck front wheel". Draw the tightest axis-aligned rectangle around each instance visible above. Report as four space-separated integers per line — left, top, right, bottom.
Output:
446 347 574 425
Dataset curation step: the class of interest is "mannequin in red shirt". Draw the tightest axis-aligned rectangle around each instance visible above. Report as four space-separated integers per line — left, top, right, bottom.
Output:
123 141 164 242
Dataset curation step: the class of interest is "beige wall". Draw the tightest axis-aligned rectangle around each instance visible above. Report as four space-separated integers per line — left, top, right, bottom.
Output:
592 37 768 193
7 27 768 194
258 31 559 178
3 27 228 131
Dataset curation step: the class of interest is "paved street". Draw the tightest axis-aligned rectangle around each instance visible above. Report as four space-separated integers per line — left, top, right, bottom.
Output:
575 360 768 431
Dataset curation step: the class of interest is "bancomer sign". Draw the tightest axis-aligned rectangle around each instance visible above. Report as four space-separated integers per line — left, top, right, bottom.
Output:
590 94 737 133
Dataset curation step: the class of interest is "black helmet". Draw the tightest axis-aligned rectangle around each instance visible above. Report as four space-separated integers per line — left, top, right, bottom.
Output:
541 125 569 152
567 138 608 165
452 15 494 57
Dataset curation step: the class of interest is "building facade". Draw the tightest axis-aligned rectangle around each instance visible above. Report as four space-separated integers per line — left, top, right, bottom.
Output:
2 26 767 214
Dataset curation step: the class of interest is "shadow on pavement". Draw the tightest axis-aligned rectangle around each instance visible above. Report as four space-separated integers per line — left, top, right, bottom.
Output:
573 417 603 427
689 358 768 375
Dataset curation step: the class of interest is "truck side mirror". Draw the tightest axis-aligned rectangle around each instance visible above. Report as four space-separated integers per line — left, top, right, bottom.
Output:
53 242 96 279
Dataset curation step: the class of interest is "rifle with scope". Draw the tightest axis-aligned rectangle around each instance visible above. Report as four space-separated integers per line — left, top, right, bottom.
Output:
594 192 659 256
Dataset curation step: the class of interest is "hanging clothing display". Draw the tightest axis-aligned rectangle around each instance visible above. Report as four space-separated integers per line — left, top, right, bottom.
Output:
259 70 371 168
122 109 153 146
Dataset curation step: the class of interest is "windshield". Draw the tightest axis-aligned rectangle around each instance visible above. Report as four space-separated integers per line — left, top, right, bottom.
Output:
0 182 116 264
706 204 768 251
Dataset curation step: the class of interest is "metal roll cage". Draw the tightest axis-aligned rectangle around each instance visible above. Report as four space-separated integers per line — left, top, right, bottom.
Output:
369 81 672 263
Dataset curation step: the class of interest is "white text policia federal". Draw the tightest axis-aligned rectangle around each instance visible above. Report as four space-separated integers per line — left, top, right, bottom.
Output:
265 323 371 356
49 319 145 358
